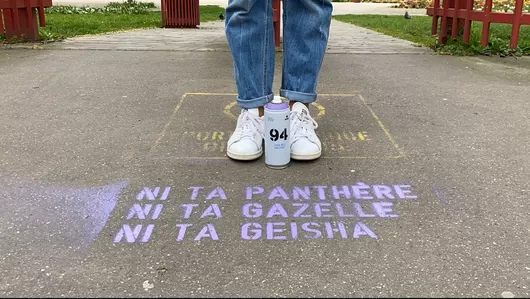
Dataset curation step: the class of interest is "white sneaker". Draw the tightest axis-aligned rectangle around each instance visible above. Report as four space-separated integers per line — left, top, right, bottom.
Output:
226 108 264 161
289 102 322 160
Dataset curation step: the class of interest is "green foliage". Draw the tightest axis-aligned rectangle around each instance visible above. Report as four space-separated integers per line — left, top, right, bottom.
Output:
45 0 156 14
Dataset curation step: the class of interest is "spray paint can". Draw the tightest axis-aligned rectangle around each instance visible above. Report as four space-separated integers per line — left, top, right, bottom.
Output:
264 96 290 169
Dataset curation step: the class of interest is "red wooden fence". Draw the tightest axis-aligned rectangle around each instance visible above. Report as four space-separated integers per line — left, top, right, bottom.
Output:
0 0 52 41
161 0 199 28
427 0 530 48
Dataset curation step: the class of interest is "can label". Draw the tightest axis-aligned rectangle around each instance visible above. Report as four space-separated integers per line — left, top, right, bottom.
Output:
264 108 290 168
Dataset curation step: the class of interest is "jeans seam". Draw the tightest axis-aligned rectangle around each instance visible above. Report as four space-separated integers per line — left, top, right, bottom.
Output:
315 0 330 94
263 1 269 98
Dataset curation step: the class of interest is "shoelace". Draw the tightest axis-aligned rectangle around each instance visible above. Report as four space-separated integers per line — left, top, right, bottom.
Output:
234 110 264 139
290 110 318 142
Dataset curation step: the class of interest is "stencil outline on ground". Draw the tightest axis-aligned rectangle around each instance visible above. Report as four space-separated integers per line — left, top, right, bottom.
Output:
147 92 406 160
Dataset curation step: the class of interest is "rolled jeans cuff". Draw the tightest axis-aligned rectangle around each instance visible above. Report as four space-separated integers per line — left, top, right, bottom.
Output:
237 93 274 109
280 89 317 104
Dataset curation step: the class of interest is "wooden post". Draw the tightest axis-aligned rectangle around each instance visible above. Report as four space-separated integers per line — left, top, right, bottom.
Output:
443 0 467 43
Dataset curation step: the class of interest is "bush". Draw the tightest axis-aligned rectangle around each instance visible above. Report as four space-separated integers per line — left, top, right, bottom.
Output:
474 0 530 12
392 0 430 8
360 0 403 2
45 0 156 14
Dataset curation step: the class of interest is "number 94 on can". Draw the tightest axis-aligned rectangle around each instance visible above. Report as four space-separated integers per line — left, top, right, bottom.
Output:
264 96 290 169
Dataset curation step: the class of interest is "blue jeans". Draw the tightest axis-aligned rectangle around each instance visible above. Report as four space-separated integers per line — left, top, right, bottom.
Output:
224 0 333 109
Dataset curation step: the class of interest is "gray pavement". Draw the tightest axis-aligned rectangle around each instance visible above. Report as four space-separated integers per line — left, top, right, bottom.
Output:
36 20 428 54
1 7 530 299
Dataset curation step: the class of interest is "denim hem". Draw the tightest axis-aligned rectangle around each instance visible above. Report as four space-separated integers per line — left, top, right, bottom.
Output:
237 93 274 109
280 89 317 104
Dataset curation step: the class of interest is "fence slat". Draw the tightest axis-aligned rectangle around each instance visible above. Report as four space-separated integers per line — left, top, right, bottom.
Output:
451 0 461 39
0 9 5 34
480 0 492 46
431 0 440 35
11 0 19 33
440 0 449 43
463 0 473 43
510 0 524 49
37 0 45 27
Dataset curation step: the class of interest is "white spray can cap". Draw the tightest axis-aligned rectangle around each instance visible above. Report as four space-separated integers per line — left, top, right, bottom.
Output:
272 96 283 104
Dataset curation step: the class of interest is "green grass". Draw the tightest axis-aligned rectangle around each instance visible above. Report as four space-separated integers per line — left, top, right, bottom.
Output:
1 4 225 42
38 12 163 40
334 14 530 56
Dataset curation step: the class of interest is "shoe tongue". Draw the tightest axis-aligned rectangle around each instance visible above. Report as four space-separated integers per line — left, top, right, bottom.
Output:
240 109 258 132
292 102 308 116
247 108 259 117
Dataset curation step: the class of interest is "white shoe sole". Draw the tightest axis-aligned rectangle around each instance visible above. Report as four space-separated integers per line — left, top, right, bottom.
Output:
291 151 322 161
227 149 263 161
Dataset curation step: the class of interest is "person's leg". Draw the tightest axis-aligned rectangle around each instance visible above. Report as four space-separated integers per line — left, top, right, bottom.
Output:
224 0 275 161
280 0 333 160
